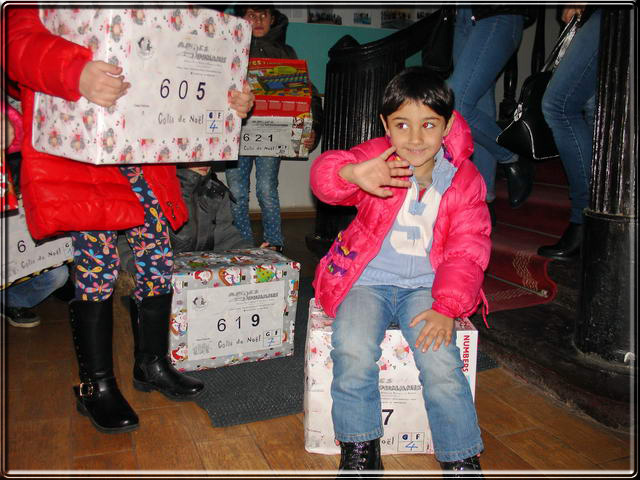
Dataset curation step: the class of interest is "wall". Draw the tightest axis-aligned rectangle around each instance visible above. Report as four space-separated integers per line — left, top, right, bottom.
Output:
226 7 562 213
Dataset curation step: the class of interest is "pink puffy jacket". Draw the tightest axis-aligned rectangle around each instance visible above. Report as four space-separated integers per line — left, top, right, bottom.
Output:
310 111 491 320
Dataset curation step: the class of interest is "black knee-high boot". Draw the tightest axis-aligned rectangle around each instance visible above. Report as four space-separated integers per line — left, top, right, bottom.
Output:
129 292 204 400
69 297 139 433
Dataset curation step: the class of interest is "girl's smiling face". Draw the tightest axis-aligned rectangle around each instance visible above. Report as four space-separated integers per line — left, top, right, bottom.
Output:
380 100 453 176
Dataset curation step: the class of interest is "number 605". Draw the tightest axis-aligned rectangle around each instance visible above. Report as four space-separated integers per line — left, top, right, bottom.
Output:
160 79 206 101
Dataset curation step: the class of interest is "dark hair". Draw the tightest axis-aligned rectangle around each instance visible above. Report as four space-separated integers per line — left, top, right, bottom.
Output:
380 66 454 122
233 3 275 17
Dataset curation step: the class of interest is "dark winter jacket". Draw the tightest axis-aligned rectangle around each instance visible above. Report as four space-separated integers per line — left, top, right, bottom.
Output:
470 6 538 28
250 9 324 151
169 168 251 253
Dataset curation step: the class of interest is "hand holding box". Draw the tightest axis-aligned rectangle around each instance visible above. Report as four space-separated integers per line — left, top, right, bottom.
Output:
33 8 252 165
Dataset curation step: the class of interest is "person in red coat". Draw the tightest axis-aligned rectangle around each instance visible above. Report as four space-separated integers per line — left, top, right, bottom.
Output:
4 8 255 434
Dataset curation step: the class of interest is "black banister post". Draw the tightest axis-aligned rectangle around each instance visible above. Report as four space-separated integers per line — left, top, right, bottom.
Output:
306 9 444 259
575 7 636 364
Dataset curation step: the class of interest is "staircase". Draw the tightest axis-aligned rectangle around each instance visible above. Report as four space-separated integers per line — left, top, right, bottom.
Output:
475 158 632 430
483 158 571 313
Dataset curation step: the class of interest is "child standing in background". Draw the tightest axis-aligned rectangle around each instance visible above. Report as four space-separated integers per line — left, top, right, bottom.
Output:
225 3 323 252
310 67 491 475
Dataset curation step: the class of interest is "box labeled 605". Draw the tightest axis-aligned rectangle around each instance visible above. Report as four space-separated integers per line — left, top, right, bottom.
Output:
33 8 251 164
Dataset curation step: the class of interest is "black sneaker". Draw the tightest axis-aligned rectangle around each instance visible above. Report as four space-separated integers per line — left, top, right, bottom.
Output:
3 306 41 328
440 454 483 477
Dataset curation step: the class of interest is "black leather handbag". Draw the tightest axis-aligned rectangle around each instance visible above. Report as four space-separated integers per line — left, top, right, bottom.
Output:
496 15 580 161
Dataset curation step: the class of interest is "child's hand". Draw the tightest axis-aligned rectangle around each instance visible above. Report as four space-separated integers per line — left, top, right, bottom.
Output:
303 130 316 149
409 309 455 352
79 61 130 107
339 146 412 198
228 82 255 118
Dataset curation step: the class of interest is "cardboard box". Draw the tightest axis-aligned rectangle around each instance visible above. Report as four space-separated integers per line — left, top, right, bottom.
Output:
239 113 313 158
2 198 73 288
303 298 478 455
33 8 251 164
247 58 312 117
169 248 301 372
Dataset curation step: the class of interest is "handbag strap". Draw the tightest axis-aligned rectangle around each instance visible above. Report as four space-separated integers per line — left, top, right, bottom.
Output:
542 14 580 72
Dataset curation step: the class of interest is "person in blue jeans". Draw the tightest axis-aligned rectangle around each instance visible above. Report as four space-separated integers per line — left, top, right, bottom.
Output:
311 67 491 475
1 265 69 327
538 7 602 261
448 7 537 223
226 4 323 252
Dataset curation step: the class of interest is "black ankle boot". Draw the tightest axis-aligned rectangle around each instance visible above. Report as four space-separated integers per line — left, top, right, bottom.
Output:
439 454 483 477
337 439 383 477
537 222 583 261
130 292 204 400
69 297 139 434
503 157 534 208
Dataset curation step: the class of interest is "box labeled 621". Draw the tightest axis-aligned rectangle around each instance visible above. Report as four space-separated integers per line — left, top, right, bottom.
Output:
33 8 251 164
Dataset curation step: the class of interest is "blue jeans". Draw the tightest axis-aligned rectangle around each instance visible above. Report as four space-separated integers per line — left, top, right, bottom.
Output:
542 9 601 224
3 264 69 308
448 9 525 202
330 285 483 462
225 156 284 247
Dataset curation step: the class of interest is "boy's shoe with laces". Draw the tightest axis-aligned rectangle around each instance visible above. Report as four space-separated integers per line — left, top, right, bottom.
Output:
439 454 483 477
3 306 41 328
337 439 383 477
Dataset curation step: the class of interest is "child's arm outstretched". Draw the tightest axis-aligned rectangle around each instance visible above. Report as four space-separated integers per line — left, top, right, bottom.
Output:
338 146 412 198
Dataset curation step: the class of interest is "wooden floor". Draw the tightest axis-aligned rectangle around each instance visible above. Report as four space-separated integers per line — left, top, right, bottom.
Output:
3 217 634 475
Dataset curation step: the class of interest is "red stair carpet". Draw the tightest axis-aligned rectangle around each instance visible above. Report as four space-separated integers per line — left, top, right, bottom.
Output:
483 158 571 313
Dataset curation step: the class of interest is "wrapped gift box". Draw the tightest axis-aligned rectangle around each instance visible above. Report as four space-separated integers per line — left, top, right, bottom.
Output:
169 248 300 372
239 113 313 158
32 8 251 164
2 198 73 288
247 58 311 116
240 58 313 158
304 298 478 455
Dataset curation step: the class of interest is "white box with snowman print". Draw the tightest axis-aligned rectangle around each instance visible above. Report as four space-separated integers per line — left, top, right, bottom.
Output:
32 7 251 164
169 248 300 372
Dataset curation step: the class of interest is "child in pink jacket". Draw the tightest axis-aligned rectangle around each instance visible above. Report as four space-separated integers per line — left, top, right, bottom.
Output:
310 67 491 475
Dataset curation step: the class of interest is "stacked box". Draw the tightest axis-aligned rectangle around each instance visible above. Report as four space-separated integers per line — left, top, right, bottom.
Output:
240 58 313 158
33 8 252 164
247 58 312 116
304 298 478 455
169 248 300 372
2 198 73 288
239 114 313 158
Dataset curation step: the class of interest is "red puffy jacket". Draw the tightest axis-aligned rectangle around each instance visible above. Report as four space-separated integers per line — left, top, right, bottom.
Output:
3 8 188 240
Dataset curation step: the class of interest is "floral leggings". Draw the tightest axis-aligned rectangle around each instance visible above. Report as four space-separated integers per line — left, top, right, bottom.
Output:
71 166 174 302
